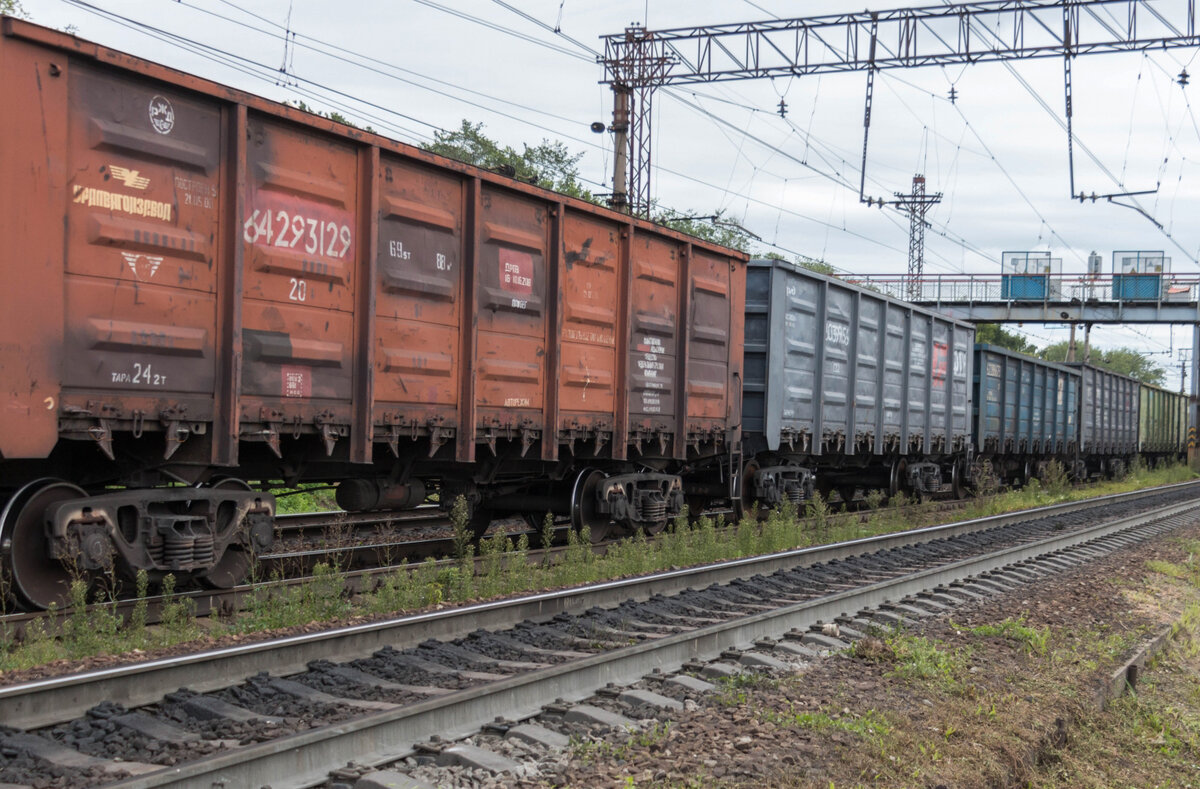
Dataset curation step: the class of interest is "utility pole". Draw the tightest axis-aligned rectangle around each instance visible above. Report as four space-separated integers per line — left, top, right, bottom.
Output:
603 26 675 216
1067 323 1077 362
892 174 942 300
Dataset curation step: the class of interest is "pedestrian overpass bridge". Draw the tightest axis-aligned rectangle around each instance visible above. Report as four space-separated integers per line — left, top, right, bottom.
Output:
846 273 1200 324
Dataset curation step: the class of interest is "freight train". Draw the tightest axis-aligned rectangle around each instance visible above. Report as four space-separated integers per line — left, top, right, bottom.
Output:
0 19 1189 609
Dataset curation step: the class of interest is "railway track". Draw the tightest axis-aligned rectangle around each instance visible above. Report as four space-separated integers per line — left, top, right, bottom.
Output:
0 482 1158 637
0 481 1197 787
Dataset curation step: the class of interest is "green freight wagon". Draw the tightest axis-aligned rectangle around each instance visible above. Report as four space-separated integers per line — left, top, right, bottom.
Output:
1139 383 1188 463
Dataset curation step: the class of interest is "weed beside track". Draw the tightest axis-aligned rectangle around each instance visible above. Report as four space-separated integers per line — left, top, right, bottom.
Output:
0 463 1194 679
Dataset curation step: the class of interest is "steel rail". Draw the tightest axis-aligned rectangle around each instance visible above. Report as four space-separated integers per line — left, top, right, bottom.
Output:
103 491 1200 788
273 505 443 534
2 479 1196 731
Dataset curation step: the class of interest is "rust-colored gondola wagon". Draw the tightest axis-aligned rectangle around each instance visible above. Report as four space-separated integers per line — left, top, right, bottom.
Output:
0 18 747 608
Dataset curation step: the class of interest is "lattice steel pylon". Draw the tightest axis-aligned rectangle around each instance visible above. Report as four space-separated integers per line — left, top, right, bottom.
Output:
604 26 676 217
893 175 942 300
599 1 1200 220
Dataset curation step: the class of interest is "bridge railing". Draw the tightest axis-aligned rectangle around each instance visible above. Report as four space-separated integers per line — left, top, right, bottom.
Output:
845 274 1200 305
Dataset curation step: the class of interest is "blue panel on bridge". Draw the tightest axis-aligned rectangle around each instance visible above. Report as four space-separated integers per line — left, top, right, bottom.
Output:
1000 274 1048 301
1112 274 1161 301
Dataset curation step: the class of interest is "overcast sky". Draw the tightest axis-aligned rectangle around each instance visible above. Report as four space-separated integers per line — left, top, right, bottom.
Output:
21 0 1200 383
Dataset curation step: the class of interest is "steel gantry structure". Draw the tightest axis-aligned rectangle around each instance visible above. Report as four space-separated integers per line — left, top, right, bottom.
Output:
599 0 1200 267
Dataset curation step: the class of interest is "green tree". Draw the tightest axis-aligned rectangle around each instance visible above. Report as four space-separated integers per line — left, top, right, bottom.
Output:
797 259 837 276
1098 348 1166 386
425 120 593 201
1039 341 1071 363
1 1 28 18
654 208 751 252
975 323 1037 354
759 251 838 276
285 100 374 133
1040 341 1165 385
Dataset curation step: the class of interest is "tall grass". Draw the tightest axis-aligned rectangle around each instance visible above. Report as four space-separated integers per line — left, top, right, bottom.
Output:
0 463 1194 673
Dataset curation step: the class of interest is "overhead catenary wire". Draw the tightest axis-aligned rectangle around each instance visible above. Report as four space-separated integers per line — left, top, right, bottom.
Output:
60 0 917 270
53 0 1200 283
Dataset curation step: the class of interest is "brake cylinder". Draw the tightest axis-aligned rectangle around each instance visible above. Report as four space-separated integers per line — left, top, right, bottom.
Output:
336 479 427 511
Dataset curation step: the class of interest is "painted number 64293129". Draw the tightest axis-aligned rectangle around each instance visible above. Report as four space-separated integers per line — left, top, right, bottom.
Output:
243 208 352 259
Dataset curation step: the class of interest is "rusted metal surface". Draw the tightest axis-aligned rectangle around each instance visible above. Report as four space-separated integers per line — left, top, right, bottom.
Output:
374 154 464 460
0 16 747 478
59 62 221 465
0 22 67 460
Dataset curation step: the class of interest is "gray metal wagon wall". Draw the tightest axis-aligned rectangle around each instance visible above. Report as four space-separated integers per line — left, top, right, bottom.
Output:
743 259 974 459
1069 364 1139 456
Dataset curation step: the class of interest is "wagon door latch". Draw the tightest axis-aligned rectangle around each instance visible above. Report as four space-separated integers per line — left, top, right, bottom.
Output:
82 401 120 461
160 405 190 460
313 410 342 456
257 407 284 458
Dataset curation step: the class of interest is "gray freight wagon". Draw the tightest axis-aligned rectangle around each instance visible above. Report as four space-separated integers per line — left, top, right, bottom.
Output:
742 259 974 508
1068 363 1140 476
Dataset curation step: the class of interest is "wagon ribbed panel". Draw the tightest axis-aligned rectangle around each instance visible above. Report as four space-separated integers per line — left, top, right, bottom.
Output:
558 213 619 425
627 235 680 429
1139 384 1188 454
471 188 548 430
882 306 907 444
852 298 881 440
373 155 462 423
686 249 732 424
63 64 221 404
1072 364 1140 455
745 259 973 458
240 115 357 419
972 346 1079 454
741 268 770 439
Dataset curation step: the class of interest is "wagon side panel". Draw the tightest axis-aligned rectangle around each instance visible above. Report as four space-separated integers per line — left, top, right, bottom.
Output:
372 154 464 456
0 29 67 459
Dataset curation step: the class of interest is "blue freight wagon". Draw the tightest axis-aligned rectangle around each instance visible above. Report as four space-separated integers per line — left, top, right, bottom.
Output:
741 259 974 508
972 345 1079 484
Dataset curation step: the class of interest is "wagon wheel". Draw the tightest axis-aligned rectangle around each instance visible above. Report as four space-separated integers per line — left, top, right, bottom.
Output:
468 507 496 542
571 468 612 543
951 459 968 500
198 478 256 590
733 457 765 522
888 459 907 499
522 513 565 547
1 479 87 611
685 495 711 521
